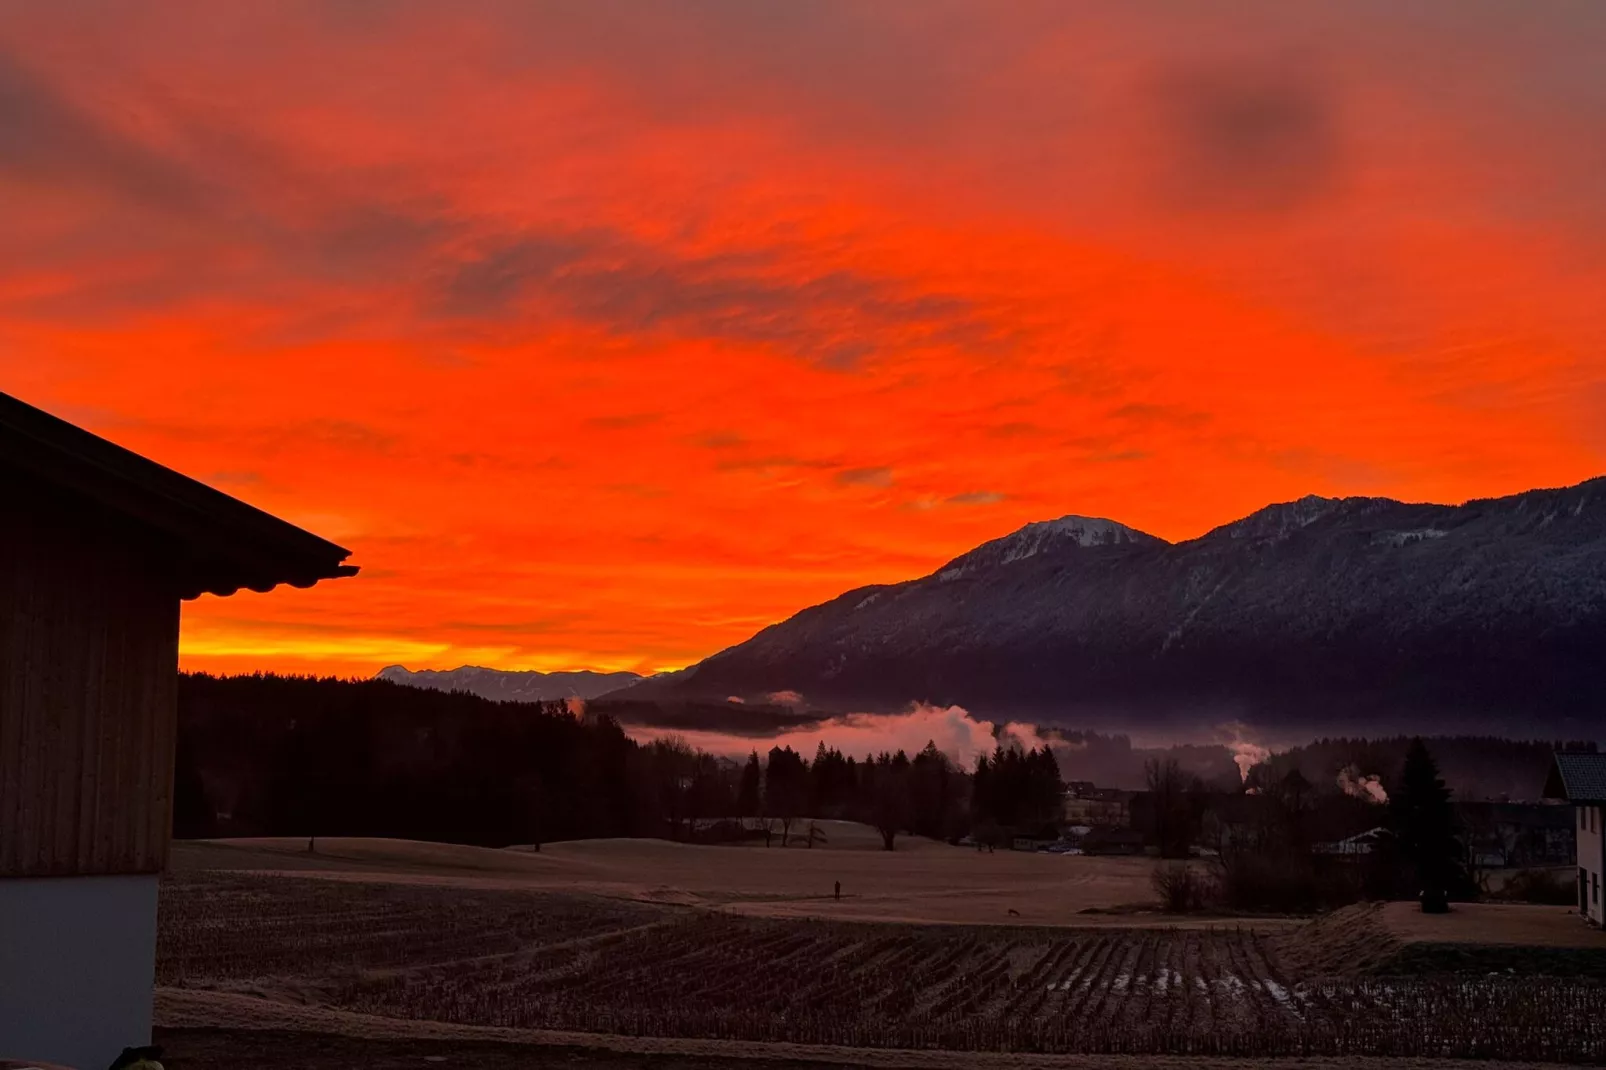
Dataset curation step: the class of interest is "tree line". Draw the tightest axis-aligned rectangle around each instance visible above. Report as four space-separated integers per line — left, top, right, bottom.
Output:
1148 739 1502 914
174 673 1064 850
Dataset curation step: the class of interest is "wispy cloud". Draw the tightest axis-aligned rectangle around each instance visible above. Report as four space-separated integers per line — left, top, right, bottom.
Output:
628 701 1048 765
431 229 1005 369
1 3 1600 682
836 466 894 488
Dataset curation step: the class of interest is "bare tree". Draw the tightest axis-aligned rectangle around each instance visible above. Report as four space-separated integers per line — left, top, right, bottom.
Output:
1146 757 1193 858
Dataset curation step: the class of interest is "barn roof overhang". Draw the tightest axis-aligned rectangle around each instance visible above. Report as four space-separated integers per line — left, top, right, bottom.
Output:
1 391 357 598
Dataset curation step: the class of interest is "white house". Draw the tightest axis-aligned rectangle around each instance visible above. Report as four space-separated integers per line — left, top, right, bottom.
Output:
1543 752 1606 927
0 392 356 1068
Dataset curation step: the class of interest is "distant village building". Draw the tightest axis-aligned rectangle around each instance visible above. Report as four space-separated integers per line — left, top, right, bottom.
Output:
1312 826 1390 857
1080 827 1146 856
1061 785 1131 828
1543 752 1606 927
0 393 356 1068
1456 800 1575 870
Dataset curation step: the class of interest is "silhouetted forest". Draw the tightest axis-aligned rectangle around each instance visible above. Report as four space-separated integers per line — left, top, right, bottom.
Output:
175 674 1581 848
1045 730 1590 798
174 673 1063 848
1247 735 1595 802
177 673 645 844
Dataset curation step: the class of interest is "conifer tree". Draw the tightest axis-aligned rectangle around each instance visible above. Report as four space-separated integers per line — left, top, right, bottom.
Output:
1389 737 1468 912
737 750 762 823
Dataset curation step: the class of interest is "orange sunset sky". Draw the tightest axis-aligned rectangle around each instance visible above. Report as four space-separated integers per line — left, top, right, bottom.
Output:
3 3 1604 678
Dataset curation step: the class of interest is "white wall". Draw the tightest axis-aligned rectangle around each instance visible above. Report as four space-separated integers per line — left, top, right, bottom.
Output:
1580 805 1604 927
0 874 158 1070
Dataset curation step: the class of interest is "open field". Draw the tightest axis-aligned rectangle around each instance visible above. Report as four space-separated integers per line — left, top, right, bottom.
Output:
1380 901 1601 948
1278 902 1606 979
157 862 1606 1063
172 831 1192 927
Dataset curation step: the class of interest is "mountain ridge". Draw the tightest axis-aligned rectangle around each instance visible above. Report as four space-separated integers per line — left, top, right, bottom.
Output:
378 664 643 703
611 477 1606 738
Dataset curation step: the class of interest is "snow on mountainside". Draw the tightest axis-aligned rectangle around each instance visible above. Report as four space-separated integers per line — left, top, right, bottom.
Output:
1208 494 1394 542
378 665 642 703
939 515 1163 579
619 477 1606 737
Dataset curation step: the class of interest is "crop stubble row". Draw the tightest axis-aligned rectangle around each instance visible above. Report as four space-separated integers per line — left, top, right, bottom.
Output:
158 872 1606 1062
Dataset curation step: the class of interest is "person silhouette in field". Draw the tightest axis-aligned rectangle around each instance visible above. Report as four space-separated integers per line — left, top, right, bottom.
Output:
834 880 841 901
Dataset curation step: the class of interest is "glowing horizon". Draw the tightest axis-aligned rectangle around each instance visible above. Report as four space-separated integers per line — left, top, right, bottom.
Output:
4 4 1603 677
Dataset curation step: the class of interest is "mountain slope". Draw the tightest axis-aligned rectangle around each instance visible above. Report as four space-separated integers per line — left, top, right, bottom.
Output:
616 479 1606 737
378 665 642 703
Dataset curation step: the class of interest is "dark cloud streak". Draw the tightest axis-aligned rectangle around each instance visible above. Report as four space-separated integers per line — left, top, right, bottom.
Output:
1149 57 1342 216
0 49 207 212
835 466 893 487
432 229 1010 369
0 46 456 326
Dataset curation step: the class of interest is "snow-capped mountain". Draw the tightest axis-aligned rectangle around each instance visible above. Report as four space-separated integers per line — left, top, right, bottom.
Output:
378 665 642 703
614 478 1606 737
937 516 1162 580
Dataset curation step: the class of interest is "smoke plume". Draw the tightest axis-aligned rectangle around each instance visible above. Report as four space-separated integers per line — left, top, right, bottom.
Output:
1217 721 1270 782
626 701 1048 766
1337 764 1388 804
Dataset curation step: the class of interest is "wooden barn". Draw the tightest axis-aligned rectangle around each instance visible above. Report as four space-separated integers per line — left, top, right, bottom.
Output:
0 391 357 1068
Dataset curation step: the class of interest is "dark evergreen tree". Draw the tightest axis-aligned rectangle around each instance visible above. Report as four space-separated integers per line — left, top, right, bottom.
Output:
909 741 956 841
763 745 809 846
862 750 912 850
1388 737 1470 911
737 750 762 823
967 743 1062 840
1025 746 1065 832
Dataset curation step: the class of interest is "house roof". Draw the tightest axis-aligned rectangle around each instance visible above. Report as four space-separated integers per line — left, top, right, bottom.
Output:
1 391 357 598
1543 752 1606 804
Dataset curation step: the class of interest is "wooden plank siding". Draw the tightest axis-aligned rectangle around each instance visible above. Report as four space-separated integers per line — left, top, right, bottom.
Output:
1 487 181 877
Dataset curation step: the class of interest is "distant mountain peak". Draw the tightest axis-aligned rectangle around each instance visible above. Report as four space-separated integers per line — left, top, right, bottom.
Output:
938 514 1163 579
1027 514 1159 547
614 475 1606 737
378 664 643 702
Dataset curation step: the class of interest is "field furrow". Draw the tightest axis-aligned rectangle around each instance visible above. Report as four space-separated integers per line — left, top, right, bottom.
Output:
159 872 1606 1062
